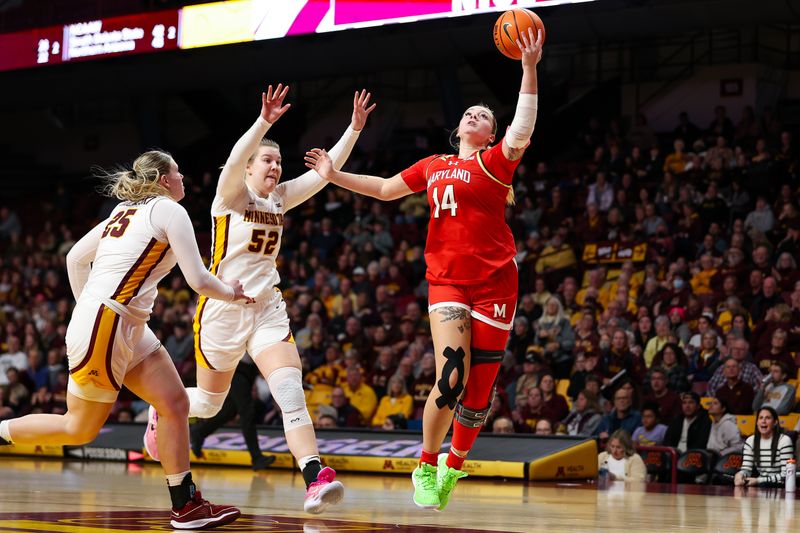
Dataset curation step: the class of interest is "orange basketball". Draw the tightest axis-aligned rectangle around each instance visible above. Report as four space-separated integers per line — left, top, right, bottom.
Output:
493 8 545 60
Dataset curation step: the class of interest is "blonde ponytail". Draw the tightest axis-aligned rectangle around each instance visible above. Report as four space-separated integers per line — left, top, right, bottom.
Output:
96 150 173 202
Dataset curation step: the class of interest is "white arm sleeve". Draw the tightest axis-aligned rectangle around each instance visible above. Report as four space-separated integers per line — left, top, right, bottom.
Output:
218 116 273 206
66 221 106 300
154 202 235 302
506 93 538 149
277 125 361 212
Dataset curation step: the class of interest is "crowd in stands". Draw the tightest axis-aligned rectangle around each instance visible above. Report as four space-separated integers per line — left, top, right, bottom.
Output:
0 101 798 483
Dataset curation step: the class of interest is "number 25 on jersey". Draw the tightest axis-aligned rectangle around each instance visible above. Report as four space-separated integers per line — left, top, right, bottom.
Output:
432 185 458 218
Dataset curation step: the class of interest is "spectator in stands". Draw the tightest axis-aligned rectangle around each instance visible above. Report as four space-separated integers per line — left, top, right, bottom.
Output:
714 358 756 415
534 297 575 378
644 316 672 367
642 367 682 423
598 429 647 482
586 172 614 212
0 206 22 240
567 352 601 400
562 389 603 437
371 375 413 428
596 387 641 439
650 344 690 393
534 234 577 277
514 385 544 433
0 336 27 386
538 374 569 424
535 419 554 436
707 339 762 395
382 413 408 431
735 406 794 487
411 352 435 419
689 330 723 385
317 414 337 429
705 397 743 455
492 417 514 434
750 277 782 323
328 386 363 428
342 365 377 422
752 362 796 415
632 402 667 446
664 392 712 454
754 328 796 377
744 197 775 240
164 321 193 379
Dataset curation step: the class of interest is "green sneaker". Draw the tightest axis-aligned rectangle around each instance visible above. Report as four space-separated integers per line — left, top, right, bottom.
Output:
437 453 467 511
411 463 440 509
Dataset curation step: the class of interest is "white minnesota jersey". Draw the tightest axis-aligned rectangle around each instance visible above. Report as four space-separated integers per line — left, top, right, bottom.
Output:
207 185 285 302
81 197 176 321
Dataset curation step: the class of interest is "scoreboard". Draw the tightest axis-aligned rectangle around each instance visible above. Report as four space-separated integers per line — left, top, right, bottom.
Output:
0 0 599 72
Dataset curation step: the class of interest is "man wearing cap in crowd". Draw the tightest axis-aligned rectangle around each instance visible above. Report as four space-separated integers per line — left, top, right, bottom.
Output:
515 348 545 407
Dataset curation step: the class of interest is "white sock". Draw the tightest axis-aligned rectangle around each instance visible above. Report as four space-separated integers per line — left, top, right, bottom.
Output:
298 454 321 471
165 471 191 487
0 420 12 443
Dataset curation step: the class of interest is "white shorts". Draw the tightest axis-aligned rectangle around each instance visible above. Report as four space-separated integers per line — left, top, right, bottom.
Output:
66 299 160 403
193 288 292 372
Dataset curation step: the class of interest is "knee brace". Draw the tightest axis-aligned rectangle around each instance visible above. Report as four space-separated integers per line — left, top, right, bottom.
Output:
187 387 228 419
267 367 312 432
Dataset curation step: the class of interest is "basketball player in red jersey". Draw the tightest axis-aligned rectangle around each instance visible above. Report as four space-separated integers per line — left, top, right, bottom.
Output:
304 27 543 511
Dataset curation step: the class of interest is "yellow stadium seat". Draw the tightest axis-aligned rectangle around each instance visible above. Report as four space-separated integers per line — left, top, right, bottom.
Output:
556 379 570 398
700 397 714 410
780 414 799 433
737 415 756 437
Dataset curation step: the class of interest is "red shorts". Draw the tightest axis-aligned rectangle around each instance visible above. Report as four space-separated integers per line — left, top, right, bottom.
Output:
428 260 518 350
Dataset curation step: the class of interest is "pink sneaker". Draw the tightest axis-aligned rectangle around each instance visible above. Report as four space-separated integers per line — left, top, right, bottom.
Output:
303 467 344 514
143 405 160 462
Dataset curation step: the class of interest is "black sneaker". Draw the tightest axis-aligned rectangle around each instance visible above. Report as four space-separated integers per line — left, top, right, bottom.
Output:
252 455 276 471
0 437 9 446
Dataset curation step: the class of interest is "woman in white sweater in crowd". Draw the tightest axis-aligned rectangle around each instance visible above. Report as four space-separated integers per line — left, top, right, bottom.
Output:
706 397 743 455
598 429 647 482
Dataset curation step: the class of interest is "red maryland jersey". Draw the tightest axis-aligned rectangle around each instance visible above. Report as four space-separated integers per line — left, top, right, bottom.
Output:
400 141 522 285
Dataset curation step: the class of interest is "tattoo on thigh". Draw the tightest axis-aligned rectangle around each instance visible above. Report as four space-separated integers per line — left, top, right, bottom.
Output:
439 306 471 331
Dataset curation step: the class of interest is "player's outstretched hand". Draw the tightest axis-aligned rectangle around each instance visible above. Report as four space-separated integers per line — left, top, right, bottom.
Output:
517 27 543 68
261 83 291 124
304 148 333 180
351 89 377 132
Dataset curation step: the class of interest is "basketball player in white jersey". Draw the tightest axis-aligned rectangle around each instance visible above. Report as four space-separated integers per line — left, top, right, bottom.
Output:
0 151 250 530
143 85 376 514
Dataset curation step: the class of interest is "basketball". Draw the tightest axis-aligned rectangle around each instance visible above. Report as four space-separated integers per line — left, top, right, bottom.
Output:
493 8 545 60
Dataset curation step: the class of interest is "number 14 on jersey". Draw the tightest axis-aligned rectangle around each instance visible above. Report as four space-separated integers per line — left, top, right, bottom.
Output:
432 184 458 218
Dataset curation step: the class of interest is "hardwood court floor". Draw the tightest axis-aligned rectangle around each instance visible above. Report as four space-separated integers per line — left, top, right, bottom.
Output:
0 457 798 532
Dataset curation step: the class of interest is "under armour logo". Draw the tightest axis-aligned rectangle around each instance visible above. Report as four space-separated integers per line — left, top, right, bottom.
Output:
448 160 459 166
275 202 282 207
88 369 99 376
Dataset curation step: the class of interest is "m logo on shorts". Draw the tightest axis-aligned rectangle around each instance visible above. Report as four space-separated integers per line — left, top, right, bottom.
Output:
88 369 99 377
493 303 507 319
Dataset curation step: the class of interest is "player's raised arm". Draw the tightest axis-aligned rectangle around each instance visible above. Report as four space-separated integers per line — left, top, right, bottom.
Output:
502 27 543 161
217 84 291 205
278 89 377 211
65 220 106 300
303 148 412 202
